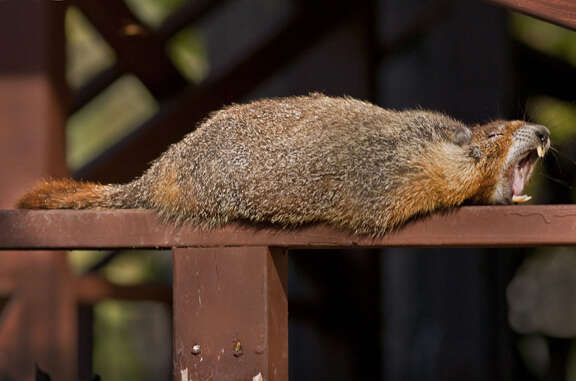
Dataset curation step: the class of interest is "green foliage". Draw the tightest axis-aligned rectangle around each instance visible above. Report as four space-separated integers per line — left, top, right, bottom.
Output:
93 302 148 381
69 250 172 381
124 0 186 28
93 301 171 381
511 13 576 67
168 26 209 83
527 96 576 142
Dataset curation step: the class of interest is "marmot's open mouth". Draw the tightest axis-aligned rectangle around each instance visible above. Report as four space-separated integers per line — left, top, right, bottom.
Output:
511 146 545 203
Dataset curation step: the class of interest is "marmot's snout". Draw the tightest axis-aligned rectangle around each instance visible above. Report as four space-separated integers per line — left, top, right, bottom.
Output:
534 124 550 144
490 122 551 205
519 124 550 152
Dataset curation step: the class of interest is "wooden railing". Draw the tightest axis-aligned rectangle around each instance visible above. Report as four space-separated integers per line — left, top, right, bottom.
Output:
2 206 576 249
2 205 576 380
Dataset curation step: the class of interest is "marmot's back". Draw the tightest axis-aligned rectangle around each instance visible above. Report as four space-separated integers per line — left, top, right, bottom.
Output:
18 94 550 235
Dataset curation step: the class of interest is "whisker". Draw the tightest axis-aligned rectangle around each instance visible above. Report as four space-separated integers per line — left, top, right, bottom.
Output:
549 148 560 162
522 105 528 121
540 173 574 190
547 149 568 177
549 148 576 168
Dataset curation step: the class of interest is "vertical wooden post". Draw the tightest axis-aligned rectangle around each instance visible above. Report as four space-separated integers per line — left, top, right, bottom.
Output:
0 1 74 381
173 247 288 381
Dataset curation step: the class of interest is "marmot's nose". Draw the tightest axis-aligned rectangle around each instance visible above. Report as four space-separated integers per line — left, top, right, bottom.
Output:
530 124 550 144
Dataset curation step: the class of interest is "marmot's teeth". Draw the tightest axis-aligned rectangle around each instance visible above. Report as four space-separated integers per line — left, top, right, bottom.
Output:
512 195 532 203
537 146 545 158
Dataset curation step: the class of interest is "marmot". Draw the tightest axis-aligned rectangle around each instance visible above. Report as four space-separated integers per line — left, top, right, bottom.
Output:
17 94 550 235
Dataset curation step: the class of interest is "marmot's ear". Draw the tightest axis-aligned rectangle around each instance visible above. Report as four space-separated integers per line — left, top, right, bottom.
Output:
469 146 482 161
452 126 472 146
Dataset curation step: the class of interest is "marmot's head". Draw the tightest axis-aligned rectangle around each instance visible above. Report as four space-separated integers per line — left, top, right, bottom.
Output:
466 121 550 204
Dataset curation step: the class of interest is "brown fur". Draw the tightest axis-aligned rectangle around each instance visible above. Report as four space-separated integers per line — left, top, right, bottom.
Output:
149 167 182 211
17 179 107 209
17 94 549 235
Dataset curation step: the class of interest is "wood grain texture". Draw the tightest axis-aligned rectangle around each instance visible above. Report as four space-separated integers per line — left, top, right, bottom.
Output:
1 205 576 249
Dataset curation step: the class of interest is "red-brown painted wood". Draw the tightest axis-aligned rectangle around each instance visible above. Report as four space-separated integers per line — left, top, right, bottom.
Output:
75 275 171 304
1 205 576 249
172 247 288 381
0 1 75 380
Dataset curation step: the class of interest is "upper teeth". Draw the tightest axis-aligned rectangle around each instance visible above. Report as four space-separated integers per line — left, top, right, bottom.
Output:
537 146 545 158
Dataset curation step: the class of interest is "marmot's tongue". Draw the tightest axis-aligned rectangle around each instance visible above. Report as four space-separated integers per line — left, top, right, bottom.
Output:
512 156 531 200
512 164 526 196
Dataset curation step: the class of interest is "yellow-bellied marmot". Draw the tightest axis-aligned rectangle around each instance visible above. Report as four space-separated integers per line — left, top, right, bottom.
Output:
17 93 551 235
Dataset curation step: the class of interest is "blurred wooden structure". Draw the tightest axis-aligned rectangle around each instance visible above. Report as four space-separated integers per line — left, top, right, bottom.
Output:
0 0 575 380
0 2 74 381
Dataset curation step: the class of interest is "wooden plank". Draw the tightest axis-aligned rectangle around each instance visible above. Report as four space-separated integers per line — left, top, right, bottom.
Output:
1 205 576 249
75 274 171 304
484 0 576 30
172 247 288 381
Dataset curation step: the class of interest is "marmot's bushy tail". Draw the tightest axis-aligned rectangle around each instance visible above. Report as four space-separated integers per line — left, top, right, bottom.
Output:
17 179 113 209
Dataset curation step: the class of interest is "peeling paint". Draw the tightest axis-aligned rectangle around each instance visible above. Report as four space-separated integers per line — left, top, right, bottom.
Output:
180 368 188 381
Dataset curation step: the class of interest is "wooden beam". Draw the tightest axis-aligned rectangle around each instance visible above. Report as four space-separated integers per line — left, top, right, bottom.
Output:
2 205 576 249
484 0 576 30
75 275 171 304
172 247 288 381
70 64 121 114
157 0 231 40
0 1 75 380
